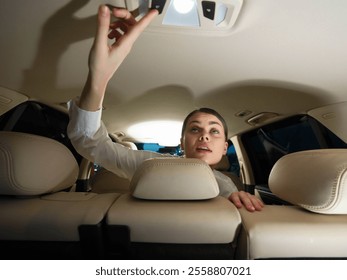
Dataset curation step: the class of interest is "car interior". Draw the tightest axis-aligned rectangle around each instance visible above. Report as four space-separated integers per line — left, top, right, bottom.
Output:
0 0 347 260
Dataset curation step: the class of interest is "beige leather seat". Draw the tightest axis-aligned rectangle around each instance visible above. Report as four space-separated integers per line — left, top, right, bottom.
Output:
105 158 242 259
0 131 119 259
236 149 347 259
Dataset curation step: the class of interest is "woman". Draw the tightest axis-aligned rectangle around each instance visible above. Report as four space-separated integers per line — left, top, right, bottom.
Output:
67 5 263 212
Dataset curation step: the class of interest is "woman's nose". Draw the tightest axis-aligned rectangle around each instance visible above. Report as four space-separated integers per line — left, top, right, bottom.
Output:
199 134 209 141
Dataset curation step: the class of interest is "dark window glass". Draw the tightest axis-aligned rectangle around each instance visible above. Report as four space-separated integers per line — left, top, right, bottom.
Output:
242 115 347 186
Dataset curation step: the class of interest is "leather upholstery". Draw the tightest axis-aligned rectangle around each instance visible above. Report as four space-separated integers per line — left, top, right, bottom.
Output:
236 149 347 259
269 149 347 214
107 157 241 244
237 205 347 259
107 194 241 243
0 131 120 243
0 192 120 241
0 131 79 195
130 158 219 200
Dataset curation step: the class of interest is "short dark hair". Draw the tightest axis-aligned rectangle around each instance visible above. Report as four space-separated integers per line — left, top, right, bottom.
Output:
181 108 228 141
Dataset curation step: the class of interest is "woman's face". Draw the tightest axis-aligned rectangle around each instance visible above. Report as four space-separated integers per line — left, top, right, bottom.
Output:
180 112 228 167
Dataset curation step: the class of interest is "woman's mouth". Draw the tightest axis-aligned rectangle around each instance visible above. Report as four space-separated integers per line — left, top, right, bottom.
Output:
196 146 212 152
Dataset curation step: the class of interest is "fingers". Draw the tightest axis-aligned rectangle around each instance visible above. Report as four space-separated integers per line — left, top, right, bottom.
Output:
138 8 159 28
118 8 158 46
111 8 137 25
103 7 158 52
248 193 264 211
110 7 158 32
108 21 129 40
94 5 111 48
95 6 158 48
229 191 264 212
229 192 243 209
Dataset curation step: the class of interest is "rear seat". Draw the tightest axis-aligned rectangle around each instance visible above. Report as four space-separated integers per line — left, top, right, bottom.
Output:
0 132 243 259
0 131 119 259
13 129 346 260
236 149 347 259
105 158 242 259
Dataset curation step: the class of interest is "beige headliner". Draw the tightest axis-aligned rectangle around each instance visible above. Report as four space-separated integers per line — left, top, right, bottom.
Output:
1 0 346 142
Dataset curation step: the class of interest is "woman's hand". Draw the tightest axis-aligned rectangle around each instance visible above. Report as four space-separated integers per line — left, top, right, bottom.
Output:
79 5 158 111
229 191 264 212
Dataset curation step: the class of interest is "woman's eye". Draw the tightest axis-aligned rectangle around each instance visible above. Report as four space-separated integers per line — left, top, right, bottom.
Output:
190 127 199 133
211 129 220 134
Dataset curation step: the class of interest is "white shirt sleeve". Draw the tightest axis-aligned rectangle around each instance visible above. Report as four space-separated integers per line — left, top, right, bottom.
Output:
67 100 161 179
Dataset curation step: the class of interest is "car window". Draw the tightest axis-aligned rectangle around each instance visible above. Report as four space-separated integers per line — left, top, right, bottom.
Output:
241 114 347 187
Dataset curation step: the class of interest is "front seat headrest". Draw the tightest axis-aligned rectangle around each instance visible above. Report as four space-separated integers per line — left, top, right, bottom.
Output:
130 158 219 200
0 131 79 196
269 149 347 214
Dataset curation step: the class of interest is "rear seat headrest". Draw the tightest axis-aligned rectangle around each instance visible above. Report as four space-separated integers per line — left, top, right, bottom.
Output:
130 158 219 200
0 131 79 196
269 149 347 214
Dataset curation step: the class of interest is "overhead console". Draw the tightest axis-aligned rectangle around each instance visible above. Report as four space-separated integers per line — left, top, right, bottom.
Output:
111 0 244 35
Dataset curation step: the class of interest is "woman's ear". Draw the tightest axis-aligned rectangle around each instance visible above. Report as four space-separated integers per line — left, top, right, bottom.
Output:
223 141 228 155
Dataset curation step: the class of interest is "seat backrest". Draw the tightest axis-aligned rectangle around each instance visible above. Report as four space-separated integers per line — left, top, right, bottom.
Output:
106 158 241 259
236 149 347 259
0 131 119 259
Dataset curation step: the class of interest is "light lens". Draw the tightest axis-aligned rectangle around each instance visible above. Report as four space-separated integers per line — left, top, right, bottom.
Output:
163 0 200 27
172 0 195 14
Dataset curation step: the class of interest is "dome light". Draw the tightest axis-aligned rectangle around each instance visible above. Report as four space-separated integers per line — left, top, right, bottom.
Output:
172 0 195 14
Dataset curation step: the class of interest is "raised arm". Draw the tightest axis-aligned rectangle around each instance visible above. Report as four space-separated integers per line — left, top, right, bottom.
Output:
79 5 158 111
